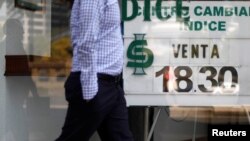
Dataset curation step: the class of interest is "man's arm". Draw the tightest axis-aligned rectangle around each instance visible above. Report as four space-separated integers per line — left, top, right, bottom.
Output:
71 0 100 100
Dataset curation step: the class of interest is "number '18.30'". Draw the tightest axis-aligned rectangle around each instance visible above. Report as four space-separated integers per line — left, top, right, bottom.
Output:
155 66 238 94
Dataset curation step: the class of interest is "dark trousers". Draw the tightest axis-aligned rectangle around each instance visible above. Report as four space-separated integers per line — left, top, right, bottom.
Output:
55 72 134 141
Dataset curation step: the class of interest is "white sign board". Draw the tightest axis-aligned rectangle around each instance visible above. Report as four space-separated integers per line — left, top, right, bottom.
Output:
123 0 250 106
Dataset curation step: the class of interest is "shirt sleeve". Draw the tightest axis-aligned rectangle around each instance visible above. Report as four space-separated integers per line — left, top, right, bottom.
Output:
70 0 100 100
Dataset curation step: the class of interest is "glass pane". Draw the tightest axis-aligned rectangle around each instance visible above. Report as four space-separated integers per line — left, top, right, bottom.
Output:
1 0 250 141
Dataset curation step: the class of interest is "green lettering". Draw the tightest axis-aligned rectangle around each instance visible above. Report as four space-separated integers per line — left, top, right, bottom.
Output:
122 0 139 21
184 21 193 31
163 7 169 18
239 7 248 16
171 7 176 16
235 7 238 16
176 0 182 21
213 7 224 16
176 0 190 23
225 7 233 16
144 0 151 21
208 21 217 31
156 0 171 20
218 21 226 31
195 21 202 31
194 6 202 16
204 6 212 16
152 6 156 16
138 6 142 16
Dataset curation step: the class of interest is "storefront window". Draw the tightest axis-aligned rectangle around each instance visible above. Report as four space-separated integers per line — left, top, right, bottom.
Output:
0 0 250 141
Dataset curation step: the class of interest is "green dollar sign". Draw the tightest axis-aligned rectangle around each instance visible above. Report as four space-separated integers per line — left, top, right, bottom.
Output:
127 34 154 75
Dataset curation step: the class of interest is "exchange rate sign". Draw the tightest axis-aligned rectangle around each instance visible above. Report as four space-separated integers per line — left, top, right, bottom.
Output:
123 0 250 106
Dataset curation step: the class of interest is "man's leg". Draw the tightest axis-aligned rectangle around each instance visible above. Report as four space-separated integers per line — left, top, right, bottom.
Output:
55 72 105 141
55 101 103 141
97 85 134 141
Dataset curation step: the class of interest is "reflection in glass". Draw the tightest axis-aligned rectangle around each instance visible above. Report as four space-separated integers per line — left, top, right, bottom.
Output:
3 18 49 141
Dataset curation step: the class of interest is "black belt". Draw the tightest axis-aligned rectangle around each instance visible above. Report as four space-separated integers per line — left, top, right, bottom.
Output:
97 73 122 83
70 72 122 83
